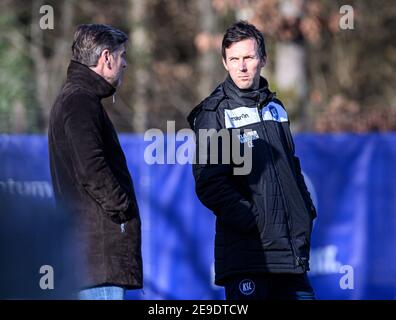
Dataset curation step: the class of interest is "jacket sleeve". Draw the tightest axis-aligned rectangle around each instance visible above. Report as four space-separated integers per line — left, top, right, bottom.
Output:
292 154 317 219
63 93 134 224
282 119 317 219
192 109 259 232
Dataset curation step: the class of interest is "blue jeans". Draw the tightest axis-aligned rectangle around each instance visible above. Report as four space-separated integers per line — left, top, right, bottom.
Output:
78 285 125 300
225 273 316 300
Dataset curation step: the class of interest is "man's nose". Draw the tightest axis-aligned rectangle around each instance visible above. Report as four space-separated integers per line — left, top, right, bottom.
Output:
238 60 247 71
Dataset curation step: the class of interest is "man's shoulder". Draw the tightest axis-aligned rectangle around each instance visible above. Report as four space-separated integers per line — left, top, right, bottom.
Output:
260 92 287 113
200 84 226 111
269 96 285 107
62 84 97 102
51 86 103 125
263 91 285 107
57 85 100 113
187 84 226 129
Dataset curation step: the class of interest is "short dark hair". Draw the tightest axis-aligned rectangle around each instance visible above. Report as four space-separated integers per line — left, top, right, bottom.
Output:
221 21 266 61
71 24 128 66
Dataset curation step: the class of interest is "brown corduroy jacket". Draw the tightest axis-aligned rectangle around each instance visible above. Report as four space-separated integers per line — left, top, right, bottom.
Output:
48 60 143 290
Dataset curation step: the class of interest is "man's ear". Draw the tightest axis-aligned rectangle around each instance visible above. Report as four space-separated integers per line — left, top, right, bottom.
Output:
100 49 111 69
222 58 229 72
260 56 267 68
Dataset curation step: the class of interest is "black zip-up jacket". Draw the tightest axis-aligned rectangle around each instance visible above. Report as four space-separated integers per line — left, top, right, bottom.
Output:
188 76 317 286
48 60 143 290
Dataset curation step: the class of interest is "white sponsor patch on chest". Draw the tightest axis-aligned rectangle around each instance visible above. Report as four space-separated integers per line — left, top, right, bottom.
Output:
238 130 259 148
238 130 259 143
261 102 289 122
224 107 260 128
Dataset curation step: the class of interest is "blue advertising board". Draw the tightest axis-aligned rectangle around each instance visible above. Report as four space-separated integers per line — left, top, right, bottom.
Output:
0 134 395 299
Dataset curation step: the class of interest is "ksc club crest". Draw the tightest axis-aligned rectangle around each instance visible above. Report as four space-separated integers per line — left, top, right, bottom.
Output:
269 105 279 121
239 279 255 295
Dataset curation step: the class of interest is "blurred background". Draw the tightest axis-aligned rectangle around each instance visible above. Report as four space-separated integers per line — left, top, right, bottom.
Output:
1 0 395 134
0 0 395 299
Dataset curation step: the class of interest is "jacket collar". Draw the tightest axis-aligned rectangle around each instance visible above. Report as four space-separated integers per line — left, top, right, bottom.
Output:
66 60 116 99
223 74 270 106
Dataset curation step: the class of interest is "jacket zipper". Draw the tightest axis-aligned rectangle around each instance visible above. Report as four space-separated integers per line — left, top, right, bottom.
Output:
256 101 304 270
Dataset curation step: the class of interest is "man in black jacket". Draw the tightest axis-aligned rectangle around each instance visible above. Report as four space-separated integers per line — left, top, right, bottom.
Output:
48 24 142 300
188 21 317 300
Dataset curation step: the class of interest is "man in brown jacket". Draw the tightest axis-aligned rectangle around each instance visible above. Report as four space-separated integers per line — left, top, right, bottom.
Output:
48 24 142 300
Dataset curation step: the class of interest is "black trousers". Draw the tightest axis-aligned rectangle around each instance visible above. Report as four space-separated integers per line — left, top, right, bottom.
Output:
224 273 316 300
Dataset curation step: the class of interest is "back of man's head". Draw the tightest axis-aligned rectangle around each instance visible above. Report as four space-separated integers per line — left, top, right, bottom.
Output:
71 24 128 67
222 20 266 61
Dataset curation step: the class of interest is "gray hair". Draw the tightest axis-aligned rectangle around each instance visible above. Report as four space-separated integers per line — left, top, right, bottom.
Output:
71 24 128 66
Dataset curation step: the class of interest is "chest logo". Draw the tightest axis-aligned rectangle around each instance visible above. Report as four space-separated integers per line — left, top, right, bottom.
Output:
224 107 260 128
261 102 289 122
238 130 259 148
